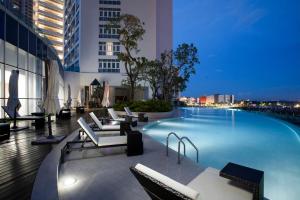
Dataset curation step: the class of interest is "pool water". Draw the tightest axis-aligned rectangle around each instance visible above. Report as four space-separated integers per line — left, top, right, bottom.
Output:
143 107 300 200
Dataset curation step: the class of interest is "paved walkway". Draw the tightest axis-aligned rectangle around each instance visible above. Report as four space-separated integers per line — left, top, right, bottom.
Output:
58 131 203 200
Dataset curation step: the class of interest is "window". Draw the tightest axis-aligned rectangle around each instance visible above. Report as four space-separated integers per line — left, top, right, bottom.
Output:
98 59 120 73
99 8 120 21
5 42 17 67
99 0 121 5
106 42 113 56
99 25 119 39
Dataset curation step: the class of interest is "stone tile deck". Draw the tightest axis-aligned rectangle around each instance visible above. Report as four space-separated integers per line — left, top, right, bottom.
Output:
58 134 203 200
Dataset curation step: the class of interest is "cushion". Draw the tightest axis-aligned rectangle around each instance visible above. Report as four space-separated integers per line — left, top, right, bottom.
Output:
135 164 199 200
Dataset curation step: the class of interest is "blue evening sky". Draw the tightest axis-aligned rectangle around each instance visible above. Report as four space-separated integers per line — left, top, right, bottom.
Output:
174 0 300 101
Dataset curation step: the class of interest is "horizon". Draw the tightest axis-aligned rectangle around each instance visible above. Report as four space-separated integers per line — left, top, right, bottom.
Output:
173 0 300 101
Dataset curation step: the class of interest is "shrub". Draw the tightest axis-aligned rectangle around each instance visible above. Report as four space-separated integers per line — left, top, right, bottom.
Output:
113 100 172 112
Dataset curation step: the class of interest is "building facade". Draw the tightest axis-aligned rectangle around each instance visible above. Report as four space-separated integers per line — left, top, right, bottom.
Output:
33 0 64 60
63 0 173 106
0 2 64 118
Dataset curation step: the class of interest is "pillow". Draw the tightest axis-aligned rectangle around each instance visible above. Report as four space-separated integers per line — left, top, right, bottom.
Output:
135 163 199 200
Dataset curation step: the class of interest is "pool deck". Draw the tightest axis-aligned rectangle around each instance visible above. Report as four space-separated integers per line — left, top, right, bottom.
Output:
31 117 204 200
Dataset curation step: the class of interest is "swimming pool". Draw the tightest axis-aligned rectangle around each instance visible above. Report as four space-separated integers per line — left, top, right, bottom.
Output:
143 107 300 200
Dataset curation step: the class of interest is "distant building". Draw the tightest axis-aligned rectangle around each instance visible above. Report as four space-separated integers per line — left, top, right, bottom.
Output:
206 95 216 104
10 0 33 23
199 96 207 105
33 0 64 60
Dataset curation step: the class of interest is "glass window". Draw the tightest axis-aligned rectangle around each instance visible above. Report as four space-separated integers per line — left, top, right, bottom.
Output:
6 15 18 46
18 48 27 70
0 10 4 40
0 39 3 62
0 63 3 98
18 69 27 98
5 42 17 67
19 24 28 51
28 53 36 73
28 72 37 98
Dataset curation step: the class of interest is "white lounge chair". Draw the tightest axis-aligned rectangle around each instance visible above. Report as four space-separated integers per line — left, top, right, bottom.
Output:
89 112 120 131
130 163 253 200
124 107 138 118
108 108 126 122
77 117 127 147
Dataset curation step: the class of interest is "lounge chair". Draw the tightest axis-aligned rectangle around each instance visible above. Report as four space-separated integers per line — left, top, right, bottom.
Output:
61 117 127 161
125 107 148 122
130 163 253 200
2 106 44 130
89 112 120 132
108 108 126 122
124 107 138 118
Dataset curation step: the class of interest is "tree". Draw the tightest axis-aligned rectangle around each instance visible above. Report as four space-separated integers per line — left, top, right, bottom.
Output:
141 60 162 99
108 14 147 101
160 43 200 101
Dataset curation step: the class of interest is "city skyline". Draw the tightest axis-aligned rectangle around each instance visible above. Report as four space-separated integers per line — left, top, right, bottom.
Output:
174 0 300 101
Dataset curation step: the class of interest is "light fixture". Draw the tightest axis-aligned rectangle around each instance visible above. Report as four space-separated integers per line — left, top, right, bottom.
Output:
62 177 77 187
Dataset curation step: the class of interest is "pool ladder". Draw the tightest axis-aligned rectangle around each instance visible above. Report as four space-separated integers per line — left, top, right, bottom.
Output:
166 132 199 164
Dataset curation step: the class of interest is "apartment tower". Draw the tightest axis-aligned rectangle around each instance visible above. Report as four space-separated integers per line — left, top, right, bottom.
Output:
33 0 64 60
63 0 173 105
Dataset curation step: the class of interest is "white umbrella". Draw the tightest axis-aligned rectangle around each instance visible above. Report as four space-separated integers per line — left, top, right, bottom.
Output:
44 60 61 138
101 82 110 107
66 84 72 109
7 70 21 115
77 88 85 106
44 60 61 115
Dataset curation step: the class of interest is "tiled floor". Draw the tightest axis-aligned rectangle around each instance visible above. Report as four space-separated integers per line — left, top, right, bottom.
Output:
59 134 203 200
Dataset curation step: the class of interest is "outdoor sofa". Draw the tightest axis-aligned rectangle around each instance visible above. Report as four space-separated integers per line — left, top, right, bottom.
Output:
130 163 253 200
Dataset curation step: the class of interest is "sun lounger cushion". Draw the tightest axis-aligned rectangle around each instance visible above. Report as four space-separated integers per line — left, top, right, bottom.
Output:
187 167 252 200
135 164 199 200
124 107 138 118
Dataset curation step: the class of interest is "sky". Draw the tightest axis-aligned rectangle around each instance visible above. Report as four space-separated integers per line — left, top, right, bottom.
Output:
173 0 300 101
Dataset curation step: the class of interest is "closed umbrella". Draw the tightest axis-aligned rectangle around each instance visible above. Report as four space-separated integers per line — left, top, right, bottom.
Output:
101 82 110 107
7 70 23 130
66 84 72 109
7 70 21 115
77 88 85 106
42 60 61 139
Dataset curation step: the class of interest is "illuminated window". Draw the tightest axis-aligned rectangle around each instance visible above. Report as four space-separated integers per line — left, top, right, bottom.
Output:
106 42 113 56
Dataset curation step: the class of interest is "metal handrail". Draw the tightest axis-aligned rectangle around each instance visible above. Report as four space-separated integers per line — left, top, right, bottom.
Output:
166 132 185 164
180 136 199 163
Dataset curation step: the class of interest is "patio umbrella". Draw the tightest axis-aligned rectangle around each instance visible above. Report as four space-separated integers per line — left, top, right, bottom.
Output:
7 70 24 130
7 70 21 115
101 82 110 107
66 84 72 109
77 88 85 106
43 60 61 138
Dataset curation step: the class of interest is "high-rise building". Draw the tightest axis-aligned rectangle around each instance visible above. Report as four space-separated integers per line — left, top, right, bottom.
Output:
63 0 173 104
7 0 33 23
33 0 64 60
